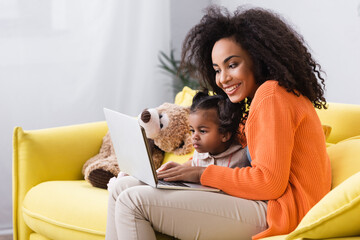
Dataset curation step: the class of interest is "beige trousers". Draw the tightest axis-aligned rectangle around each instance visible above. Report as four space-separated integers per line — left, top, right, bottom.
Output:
105 176 268 240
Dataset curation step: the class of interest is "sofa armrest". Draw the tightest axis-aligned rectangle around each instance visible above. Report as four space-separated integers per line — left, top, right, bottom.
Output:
12 121 108 240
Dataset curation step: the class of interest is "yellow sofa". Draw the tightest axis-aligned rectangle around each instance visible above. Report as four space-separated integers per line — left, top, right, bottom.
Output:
13 87 360 240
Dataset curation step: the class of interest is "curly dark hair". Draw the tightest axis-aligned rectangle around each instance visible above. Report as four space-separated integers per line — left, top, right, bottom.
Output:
190 91 243 144
181 5 327 114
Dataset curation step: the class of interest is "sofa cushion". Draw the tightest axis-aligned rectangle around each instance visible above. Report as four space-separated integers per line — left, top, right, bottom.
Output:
162 151 194 165
174 86 197 107
285 171 360 239
327 136 360 188
29 233 51 240
23 181 108 240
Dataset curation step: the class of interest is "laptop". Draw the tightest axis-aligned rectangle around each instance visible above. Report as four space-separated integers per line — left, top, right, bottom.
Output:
104 108 220 192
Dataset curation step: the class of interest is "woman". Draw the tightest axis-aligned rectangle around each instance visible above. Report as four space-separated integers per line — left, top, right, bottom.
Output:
106 5 331 240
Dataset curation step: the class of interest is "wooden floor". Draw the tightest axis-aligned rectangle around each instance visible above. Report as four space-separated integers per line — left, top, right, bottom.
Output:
0 234 12 240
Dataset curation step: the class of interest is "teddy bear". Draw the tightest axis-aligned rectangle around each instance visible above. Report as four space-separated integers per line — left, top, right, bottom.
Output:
82 102 193 189
138 102 193 156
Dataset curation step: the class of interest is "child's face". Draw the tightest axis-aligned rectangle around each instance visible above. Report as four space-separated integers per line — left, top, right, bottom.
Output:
189 109 230 155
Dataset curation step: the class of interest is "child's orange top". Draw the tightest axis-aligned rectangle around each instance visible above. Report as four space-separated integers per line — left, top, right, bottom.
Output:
200 80 331 239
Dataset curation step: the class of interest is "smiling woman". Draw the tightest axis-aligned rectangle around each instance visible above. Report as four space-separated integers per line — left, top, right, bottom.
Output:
212 37 259 103
105 4 331 240
177 4 331 239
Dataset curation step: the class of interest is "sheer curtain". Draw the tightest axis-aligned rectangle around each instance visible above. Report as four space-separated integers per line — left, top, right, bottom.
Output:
0 0 171 233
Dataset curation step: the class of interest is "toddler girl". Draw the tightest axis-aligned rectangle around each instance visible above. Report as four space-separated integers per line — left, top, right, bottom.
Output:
187 91 251 168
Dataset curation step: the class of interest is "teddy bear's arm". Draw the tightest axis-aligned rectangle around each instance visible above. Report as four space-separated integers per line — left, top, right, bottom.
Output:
151 145 165 169
172 132 194 156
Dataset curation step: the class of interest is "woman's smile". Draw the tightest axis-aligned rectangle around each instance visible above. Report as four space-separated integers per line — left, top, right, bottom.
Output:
223 83 241 95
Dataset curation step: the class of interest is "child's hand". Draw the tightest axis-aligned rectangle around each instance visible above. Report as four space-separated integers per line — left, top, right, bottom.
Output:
157 163 206 183
156 161 180 173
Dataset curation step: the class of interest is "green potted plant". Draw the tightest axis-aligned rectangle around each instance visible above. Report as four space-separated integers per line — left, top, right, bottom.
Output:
158 49 200 95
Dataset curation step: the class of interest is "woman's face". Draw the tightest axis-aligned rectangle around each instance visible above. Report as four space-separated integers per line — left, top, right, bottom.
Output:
212 37 259 103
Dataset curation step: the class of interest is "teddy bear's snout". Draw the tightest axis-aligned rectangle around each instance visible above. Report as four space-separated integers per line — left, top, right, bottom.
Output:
141 109 151 123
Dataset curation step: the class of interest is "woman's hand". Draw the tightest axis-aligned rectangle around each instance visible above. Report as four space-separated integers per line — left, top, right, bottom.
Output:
157 161 206 183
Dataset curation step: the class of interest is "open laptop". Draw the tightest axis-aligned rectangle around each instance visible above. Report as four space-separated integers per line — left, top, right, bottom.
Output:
104 108 220 192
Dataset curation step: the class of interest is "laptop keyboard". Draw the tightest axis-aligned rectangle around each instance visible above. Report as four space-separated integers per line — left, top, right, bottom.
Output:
158 180 190 187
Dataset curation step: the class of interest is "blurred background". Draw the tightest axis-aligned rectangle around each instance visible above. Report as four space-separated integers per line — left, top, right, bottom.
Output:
1 0 359 236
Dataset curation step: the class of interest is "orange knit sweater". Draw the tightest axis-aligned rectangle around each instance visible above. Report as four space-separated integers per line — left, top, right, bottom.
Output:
200 80 331 239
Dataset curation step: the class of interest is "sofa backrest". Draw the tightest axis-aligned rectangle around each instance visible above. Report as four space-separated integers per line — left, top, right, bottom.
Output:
174 86 360 145
316 103 360 144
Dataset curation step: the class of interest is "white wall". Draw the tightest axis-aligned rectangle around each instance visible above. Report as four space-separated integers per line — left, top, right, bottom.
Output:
216 0 360 105
170 0 212 59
